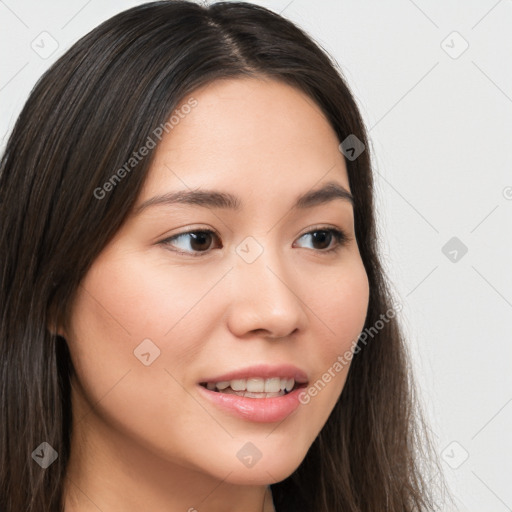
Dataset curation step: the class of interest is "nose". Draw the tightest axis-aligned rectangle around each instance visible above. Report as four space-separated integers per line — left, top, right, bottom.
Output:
225 243 308 339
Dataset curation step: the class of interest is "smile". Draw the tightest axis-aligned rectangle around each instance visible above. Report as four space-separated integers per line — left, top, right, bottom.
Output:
197 365 309 422
200 377 300 398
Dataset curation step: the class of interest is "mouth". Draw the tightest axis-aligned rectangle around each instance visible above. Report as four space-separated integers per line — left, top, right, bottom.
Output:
199 377 307 398
197 365 309 422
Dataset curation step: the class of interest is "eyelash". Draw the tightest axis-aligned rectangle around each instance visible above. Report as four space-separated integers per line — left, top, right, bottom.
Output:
159 226 350 258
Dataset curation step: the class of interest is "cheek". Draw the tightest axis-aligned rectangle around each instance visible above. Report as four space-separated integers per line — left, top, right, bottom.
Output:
296 255 369 411
307 254 369 355
70 248 231 350
64 254 229 470
63 249 230 420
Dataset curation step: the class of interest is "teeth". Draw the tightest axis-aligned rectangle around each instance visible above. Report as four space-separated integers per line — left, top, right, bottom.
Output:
204 377 296 393
230 379 246 391
220 388 286 398
247 378 265 393
265 377 281 393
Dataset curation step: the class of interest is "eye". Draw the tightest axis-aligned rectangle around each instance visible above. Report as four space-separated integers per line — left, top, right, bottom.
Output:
160 229 221 257
293 227 349 254
160 226 350 257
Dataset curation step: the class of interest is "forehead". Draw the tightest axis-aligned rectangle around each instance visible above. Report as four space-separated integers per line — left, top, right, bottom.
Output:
139 77 350 203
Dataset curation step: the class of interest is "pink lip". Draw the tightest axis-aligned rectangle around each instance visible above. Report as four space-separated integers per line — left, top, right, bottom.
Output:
197 364 309 423
197 384 305 423
198 363 309 385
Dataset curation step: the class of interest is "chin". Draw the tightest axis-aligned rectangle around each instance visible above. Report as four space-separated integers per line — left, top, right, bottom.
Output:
205 442 309 486
220 459 303 486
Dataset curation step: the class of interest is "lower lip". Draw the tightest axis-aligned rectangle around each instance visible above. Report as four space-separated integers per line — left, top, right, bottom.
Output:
197 385 304 423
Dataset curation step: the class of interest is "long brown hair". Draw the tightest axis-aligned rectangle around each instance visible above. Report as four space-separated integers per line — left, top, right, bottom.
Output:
0 1 449 510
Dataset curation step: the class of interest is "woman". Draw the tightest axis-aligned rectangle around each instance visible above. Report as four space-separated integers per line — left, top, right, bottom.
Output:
0 1 449 510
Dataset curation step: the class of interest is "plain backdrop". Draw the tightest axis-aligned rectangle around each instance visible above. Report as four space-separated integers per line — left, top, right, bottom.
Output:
1 1 511 510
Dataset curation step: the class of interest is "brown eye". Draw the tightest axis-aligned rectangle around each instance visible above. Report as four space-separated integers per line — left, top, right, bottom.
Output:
294 228 348 253
161 230 221 256
310 230 333 250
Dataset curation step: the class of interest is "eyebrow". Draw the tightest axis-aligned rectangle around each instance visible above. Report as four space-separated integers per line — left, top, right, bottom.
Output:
134 180 354 214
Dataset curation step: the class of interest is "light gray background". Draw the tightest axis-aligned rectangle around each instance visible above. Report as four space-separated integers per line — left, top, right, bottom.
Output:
1 1 511 510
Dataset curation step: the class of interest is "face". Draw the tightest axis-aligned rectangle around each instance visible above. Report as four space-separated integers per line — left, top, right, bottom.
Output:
62 77 369 485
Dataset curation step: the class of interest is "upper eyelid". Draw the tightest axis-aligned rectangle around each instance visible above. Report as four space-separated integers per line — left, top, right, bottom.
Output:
160 226 350 251
163 225 347 240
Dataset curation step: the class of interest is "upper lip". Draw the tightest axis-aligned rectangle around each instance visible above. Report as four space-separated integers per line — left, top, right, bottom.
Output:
199 364 309 384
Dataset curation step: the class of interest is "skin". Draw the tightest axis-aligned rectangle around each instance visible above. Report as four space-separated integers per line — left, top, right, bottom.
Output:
61 76 370 512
